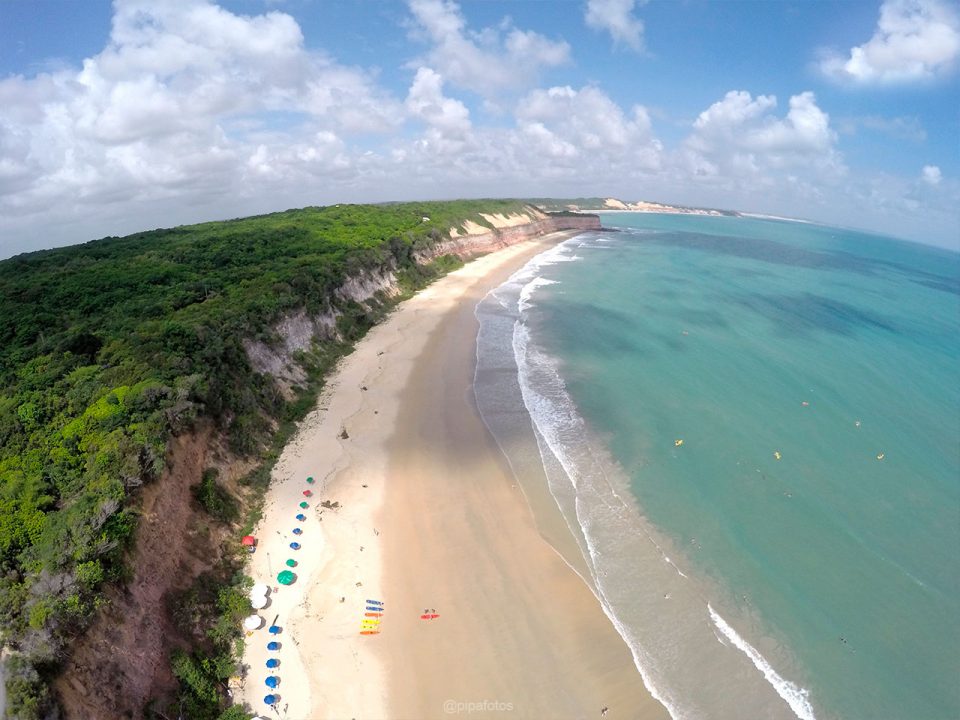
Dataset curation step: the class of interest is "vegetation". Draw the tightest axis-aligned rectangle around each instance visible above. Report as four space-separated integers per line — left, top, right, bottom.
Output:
165 567 251 720
0 199 533 717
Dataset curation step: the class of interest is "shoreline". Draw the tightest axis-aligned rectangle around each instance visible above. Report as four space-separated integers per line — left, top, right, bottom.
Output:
239 231 668 719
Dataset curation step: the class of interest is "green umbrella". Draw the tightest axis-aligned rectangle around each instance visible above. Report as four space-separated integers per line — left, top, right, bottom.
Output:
299 501 308 509
306 476 315 484
285 559 297 568
277 570 296 585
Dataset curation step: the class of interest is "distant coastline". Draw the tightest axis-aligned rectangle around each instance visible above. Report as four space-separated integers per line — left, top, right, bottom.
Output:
533 196 740 218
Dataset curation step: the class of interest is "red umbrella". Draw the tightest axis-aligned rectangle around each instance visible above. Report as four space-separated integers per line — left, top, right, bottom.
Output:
302 490 312 497
241 535 256 547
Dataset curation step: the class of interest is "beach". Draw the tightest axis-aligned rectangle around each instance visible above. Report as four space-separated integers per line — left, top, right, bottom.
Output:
239 231 668 719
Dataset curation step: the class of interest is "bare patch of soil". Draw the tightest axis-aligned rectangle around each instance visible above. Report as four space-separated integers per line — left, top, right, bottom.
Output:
54 427 220 720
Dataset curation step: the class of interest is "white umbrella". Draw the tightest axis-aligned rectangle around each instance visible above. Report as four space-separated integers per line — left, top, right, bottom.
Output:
251 594 268 609
243 615 263 631
251 583 270 598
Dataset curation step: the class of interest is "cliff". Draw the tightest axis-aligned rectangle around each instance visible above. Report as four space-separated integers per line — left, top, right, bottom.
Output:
247 211 599 394
417 211 600 262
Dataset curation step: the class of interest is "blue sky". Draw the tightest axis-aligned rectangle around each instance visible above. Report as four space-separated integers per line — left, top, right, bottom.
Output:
0 0 957 257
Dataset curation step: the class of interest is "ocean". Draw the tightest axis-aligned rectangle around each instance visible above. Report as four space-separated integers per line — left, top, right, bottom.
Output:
474 213 960 720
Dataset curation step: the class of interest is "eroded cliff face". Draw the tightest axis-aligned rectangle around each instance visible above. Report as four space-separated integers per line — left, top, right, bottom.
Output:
249 213 600 393
243 266 399 391
417 213 600 263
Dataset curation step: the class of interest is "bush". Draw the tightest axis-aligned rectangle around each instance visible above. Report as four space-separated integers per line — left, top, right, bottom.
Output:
194 468 237 522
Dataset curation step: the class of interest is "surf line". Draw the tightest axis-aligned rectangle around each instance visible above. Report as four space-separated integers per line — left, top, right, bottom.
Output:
708 604 817 720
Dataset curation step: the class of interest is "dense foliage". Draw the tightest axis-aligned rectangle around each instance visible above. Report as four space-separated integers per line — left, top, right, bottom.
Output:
0 199 532 717
166 568 252 720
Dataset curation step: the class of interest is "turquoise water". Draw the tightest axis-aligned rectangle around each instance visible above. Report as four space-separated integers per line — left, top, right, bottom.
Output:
477 214 960 720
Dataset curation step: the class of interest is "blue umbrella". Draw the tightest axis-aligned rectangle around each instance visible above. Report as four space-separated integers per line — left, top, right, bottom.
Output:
265 676 279 689
266 658 279 669
269 625 281 635
267 641 280 651
264 694 277 705
289 542 301 550
292 527 302 535
296 513 306 521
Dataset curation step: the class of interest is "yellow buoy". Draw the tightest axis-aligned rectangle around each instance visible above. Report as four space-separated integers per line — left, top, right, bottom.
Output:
774 451 782 461
675 439 684 447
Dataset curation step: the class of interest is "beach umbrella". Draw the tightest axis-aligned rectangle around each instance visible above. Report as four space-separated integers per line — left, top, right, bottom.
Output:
285 559 296 568
292 527 302 535
306 476 314 484
289 542 301 550
302 490 312 497
250 595 268 610
243 615 263 631
251 583 270 598
296 513 306 521
299 501 309 508
263 694 277 705
265 676 279 689
269 625 281 635
241 535 256 547
277 570 296 585
266 658 279 669
267 641 280 651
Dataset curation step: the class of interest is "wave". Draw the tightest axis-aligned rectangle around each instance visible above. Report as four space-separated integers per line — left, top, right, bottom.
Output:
708 605 817 720
476 231 818 720
518 277 557 314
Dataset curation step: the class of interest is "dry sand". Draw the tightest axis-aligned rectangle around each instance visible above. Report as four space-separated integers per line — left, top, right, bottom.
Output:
239 232 669 720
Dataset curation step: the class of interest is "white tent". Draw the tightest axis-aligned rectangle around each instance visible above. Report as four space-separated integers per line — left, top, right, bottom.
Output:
251 594 268 609
243 614 263 631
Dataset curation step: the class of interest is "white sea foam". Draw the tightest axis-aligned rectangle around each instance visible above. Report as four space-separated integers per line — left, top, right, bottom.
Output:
708 605 817 720
512 321 688 720
518 277 558 314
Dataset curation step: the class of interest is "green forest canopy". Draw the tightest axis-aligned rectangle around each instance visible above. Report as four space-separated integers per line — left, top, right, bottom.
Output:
0 199 534 714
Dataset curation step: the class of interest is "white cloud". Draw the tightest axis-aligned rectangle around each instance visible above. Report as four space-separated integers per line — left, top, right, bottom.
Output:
0 0 955 256
0 0 405 256
584 0 646 51
819 0 960 83
406 0 570 97
406 67 472 155
515 85 661 170
921 164 942 184
685 90 843 181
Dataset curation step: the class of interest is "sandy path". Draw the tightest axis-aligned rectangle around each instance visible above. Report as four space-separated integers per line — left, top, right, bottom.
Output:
239 232 668 720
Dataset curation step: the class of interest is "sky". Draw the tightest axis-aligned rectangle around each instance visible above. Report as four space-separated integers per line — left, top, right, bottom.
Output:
0 0 958 258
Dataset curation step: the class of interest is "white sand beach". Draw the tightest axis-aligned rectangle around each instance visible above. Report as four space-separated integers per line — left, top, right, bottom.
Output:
239 231 669 720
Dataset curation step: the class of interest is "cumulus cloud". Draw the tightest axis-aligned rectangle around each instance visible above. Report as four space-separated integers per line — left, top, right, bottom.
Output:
406 67 472 154
684 90 843 182
819 0 960 83
584 0 646 51
515 85 661 171
921 164 942 184
406 0 570 97
0 0 404 255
